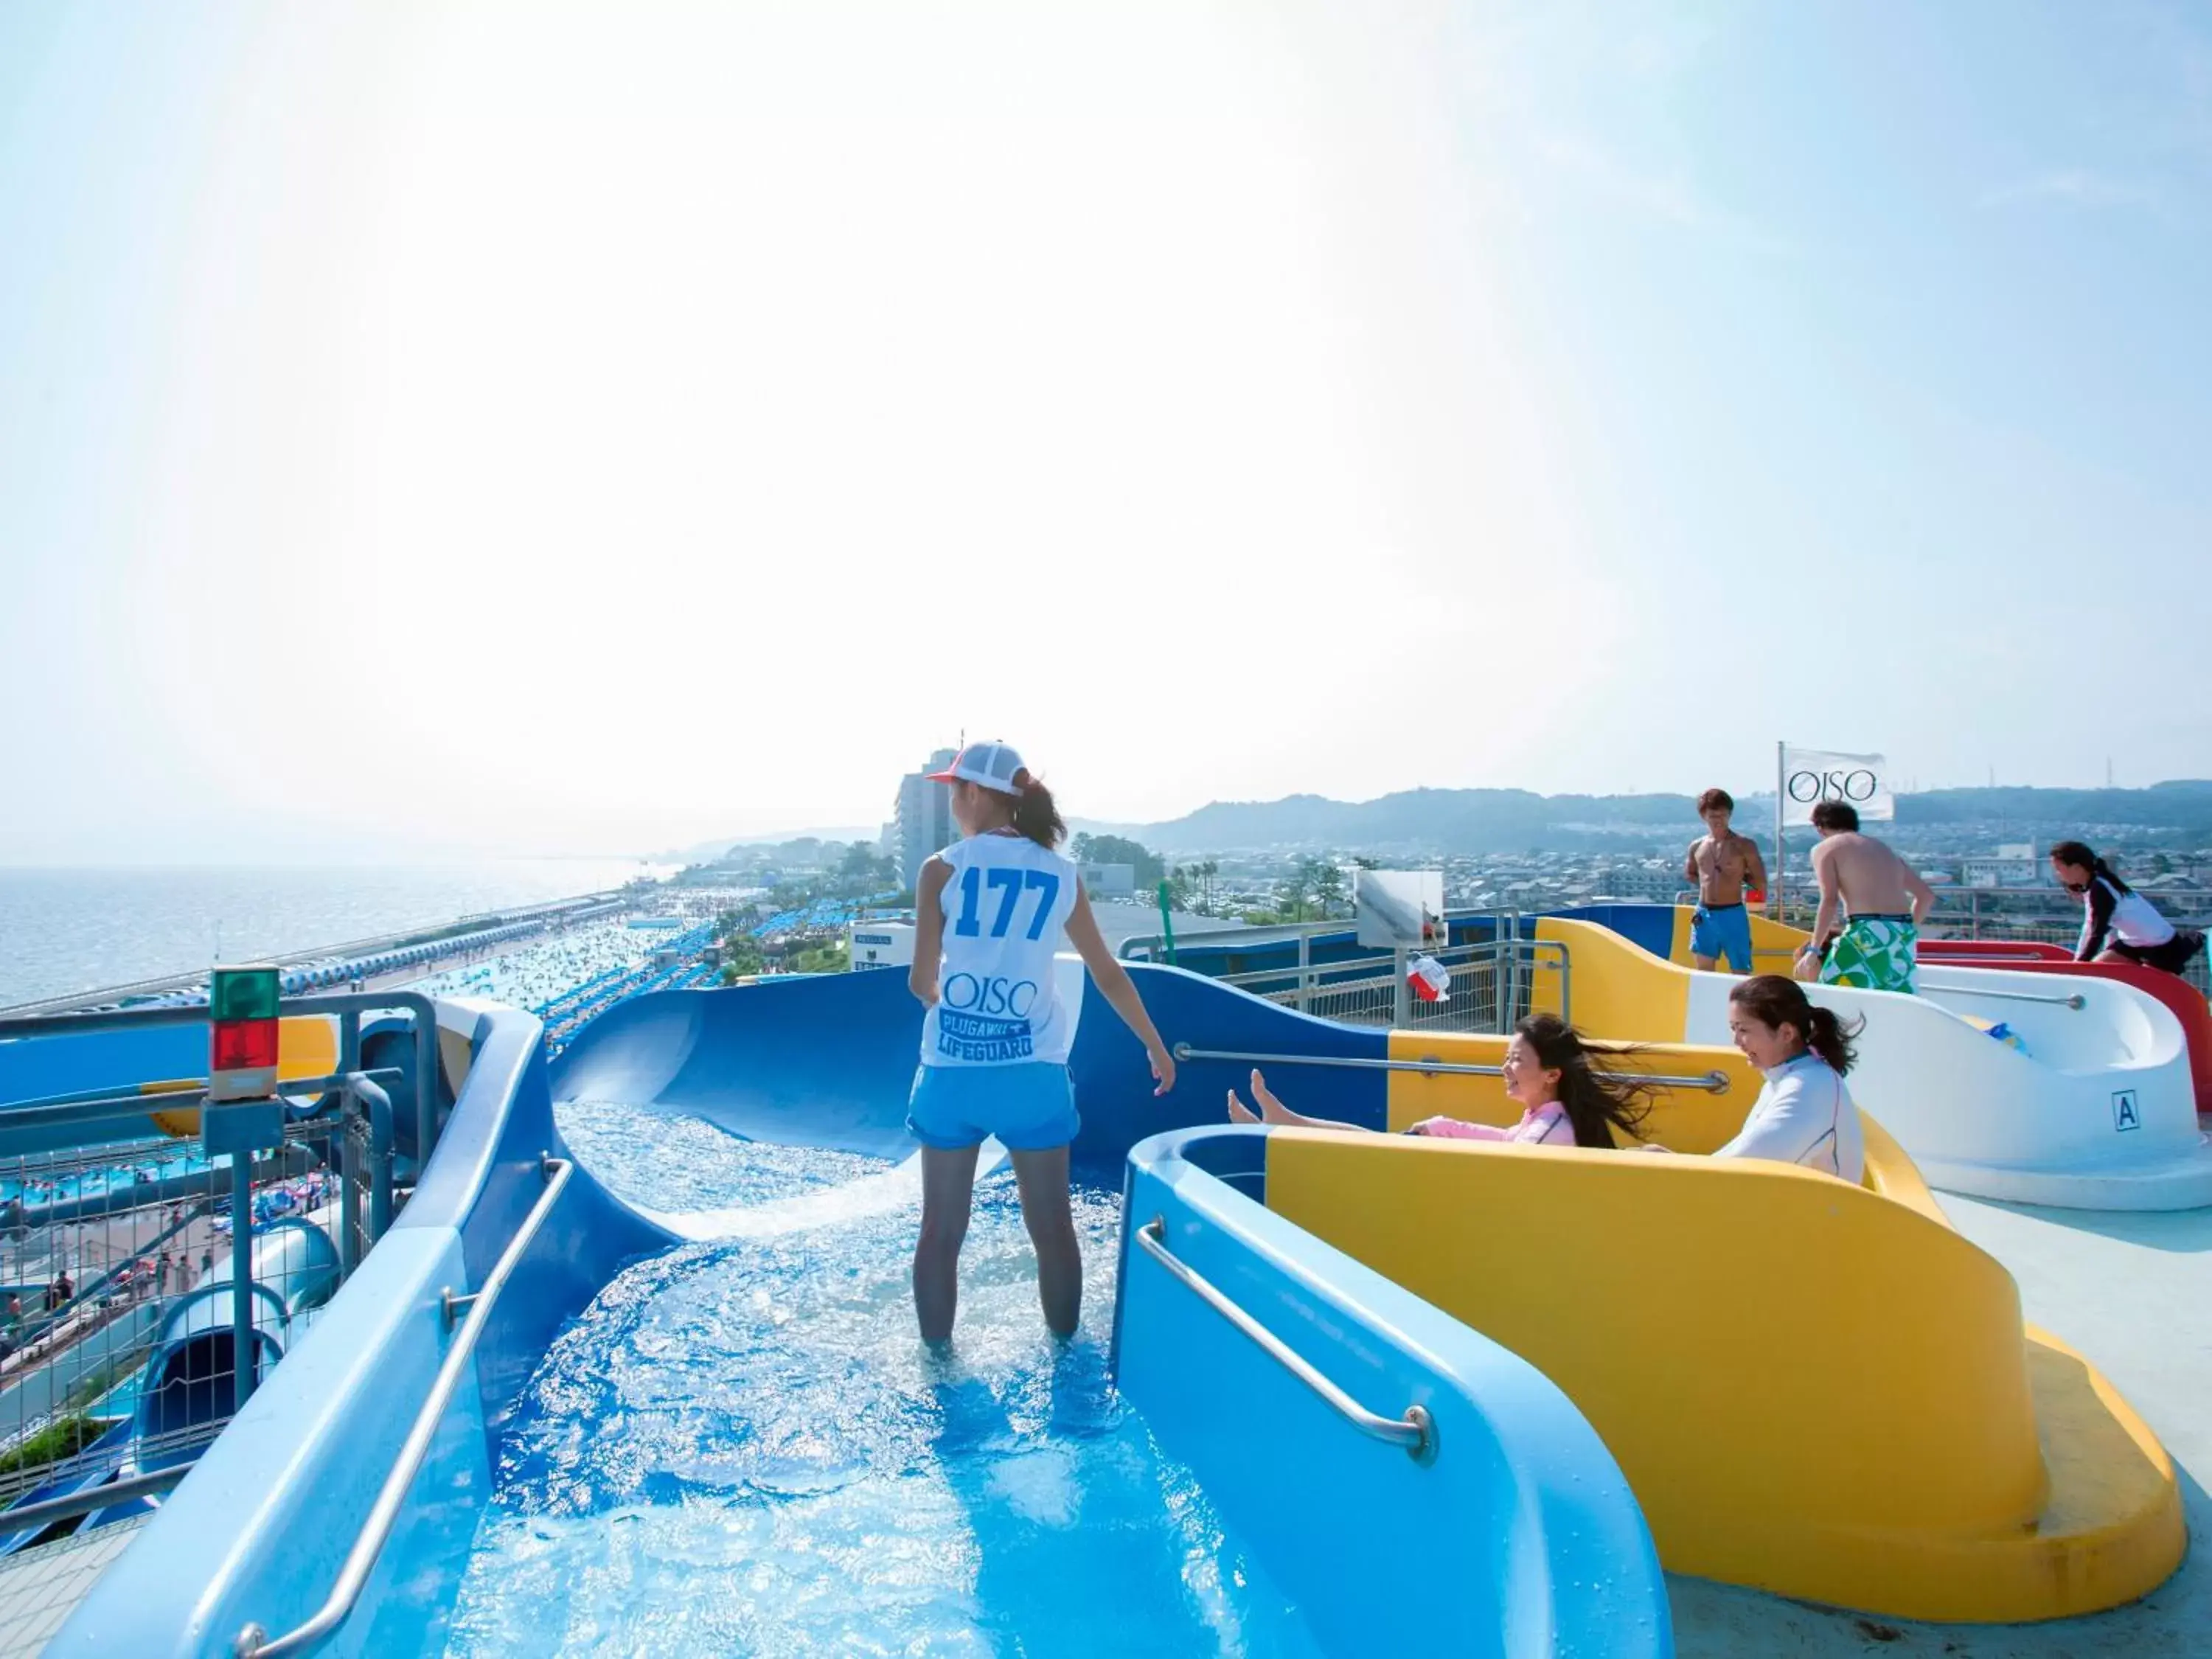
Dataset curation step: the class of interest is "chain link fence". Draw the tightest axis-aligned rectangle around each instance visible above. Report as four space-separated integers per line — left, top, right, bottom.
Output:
0 1132 348 1550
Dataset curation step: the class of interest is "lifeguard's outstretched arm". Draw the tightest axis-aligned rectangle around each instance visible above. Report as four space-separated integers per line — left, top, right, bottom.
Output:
1064 888 1176 1095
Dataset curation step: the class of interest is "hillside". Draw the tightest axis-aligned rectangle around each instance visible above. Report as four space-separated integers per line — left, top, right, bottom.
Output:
1102 782 2212 855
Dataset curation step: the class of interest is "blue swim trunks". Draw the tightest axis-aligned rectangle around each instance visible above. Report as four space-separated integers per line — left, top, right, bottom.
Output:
907 1062 1080 1152
1689 902 1755 973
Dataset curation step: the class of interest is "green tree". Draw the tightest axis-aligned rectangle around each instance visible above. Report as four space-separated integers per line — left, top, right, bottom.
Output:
1310 860 1347 919
1276 864 1312 922
787 939 850 974
717 934 766 981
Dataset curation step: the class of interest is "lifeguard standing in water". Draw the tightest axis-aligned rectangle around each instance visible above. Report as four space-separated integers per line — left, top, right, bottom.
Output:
906 742 1175 1346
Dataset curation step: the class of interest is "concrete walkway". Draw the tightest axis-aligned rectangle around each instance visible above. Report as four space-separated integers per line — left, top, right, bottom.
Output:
1669 1194 2211 1657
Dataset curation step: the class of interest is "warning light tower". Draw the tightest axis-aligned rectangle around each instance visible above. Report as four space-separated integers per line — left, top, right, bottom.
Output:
209 965 282 1102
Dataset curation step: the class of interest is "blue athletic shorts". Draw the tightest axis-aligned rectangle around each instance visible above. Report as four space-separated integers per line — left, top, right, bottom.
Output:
906 1062 1080 1152
1689 902 1755 973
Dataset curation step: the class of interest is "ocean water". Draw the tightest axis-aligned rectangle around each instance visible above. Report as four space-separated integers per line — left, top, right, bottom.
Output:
0 861 657 1009
446 1118 1321 1658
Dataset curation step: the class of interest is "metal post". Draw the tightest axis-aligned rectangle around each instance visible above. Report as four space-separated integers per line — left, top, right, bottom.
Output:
355 1077 395 1242
337 1105 361 1280
1503 917 1521 1031
1773 740 1787 928
413 1012 439 1174
1296 932 1311 1013
231 1148 255 1413
1393 947 1411 1027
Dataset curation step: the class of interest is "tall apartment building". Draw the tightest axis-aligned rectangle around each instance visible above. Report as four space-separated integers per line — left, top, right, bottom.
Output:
893 748 961 888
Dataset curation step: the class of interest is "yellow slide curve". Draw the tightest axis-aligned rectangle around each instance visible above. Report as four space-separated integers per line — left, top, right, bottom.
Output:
1253 1029 2183 1622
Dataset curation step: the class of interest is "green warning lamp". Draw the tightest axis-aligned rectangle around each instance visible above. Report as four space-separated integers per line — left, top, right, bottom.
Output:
209 964 282 1102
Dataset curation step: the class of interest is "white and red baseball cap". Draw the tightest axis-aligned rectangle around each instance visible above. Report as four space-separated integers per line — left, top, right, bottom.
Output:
925 741 1029 795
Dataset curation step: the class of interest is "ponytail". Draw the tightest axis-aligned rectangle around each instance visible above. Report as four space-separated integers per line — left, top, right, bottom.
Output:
1010 771 1065 849
1731 974 1863 1077
2052 839 2131 894
1801 1005 1859 1075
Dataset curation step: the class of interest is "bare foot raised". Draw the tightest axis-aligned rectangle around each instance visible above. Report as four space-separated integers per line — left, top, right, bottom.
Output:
1226 1068 1303 1127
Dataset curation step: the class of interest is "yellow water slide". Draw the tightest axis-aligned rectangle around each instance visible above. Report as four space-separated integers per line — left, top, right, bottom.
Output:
144 1015 341 1136
1252 1030 2184 1621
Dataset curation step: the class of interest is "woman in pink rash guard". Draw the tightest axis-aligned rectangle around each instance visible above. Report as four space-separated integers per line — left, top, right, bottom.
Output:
1227 1013 1657 1150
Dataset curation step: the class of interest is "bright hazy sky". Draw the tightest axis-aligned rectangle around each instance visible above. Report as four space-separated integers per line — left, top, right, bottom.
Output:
4 2 2209 861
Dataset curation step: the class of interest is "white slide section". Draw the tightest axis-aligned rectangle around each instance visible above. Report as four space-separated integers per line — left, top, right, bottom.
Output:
1683 964 2212 1210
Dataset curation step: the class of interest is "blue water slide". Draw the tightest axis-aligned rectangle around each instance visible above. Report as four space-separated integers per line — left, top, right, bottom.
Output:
131 1217 341 1469
53 972 1672 1655
1118 1126 1669 1658
52 1006 664 1657
0 1419 136 1557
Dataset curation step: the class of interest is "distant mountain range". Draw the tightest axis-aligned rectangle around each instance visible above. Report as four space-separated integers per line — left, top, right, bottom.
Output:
1084 782 2212 855
661 782 2212 864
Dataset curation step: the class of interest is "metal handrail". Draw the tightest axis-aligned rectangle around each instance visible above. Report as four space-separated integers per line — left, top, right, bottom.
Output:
1920 984 2087 1011
0 1464 195 1535
233 1153 574 1659
1117 906 1520 962
1172 1043 1732 1093
1135 1216 1436 1464
0 992 443 1168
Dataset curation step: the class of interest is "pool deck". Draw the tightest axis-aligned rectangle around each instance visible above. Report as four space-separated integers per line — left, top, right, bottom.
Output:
0 1515 147 1658
1671 1192 2211 1658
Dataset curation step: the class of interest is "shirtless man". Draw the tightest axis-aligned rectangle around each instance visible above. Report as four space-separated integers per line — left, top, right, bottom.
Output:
1684 788 1767 973
1798 801 1935 994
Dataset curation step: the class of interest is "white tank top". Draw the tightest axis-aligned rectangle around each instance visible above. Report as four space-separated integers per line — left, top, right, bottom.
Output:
920 832 1082 1068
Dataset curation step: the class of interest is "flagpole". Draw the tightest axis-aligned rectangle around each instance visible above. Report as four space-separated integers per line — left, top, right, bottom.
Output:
1773 740 1786 925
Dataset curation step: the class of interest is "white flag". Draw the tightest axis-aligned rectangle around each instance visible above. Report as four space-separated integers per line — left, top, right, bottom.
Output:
1780 747 1893 825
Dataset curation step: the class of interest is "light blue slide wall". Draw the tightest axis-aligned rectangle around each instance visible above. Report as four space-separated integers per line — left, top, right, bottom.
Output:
1117 1127 1672 1659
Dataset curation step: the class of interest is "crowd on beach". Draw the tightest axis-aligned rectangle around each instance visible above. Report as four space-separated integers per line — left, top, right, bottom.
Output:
406 919 669 1012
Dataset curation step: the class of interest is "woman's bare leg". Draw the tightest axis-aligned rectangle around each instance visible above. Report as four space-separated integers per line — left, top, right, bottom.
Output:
914 1144 981 1345
1226 1069 1374 1133
1009 1146 1082 1338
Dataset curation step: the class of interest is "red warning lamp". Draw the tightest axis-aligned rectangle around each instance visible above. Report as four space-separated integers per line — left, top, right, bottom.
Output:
209 964 282 1102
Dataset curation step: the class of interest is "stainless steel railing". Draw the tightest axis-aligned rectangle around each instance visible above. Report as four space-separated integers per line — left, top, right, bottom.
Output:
1148 933 1568 1036
1135 1217 1436 1464
232 1152 573 1659
1919 984 2087 1010
0 993 445 1171
1171 1043 1733 1093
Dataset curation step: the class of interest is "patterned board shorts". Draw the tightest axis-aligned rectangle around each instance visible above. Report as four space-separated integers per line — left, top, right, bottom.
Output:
1820 916 1919 994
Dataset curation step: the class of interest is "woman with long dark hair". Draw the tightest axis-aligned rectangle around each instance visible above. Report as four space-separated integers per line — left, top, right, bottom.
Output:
1716 975 1865 1181
1228 1012 1657 1150
1234 988 1868 1182
2050 841 2205 975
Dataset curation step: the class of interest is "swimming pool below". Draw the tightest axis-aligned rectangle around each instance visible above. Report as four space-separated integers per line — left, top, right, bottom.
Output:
441 1106 1324 1658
